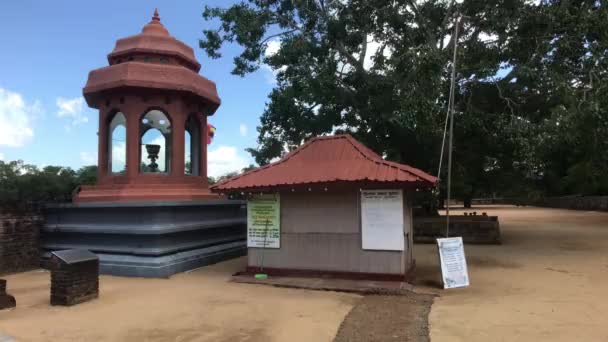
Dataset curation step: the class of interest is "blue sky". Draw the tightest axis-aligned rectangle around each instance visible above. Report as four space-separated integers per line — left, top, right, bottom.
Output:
0 1 274 177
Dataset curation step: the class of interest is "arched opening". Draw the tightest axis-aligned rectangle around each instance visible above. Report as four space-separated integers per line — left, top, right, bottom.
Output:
108 112 126 174
185 114 201 175
140 109 172 173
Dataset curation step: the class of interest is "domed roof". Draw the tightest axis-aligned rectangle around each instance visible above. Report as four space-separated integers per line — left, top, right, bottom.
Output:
107 9 201 72
83 9 220 114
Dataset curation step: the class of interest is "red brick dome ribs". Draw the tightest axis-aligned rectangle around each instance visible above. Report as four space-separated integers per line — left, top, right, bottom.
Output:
108 8 200 72
83 62 220 114
83 8 219 113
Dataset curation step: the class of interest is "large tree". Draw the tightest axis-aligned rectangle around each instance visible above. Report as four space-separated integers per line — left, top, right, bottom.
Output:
200 0 607 202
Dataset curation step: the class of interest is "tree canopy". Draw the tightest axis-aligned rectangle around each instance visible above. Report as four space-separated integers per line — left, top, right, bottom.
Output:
200 0 607 203
0 161 97 211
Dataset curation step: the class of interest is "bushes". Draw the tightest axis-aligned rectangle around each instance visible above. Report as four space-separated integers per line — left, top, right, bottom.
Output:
0 160 97 211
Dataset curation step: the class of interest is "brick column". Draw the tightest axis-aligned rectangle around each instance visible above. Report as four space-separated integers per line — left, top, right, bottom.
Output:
125 105 140 180
201 114 208 186
97 110 108 180
171 111 185 176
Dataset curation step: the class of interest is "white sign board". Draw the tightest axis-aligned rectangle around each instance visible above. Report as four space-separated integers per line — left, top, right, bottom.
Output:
361 189 404 251
437 237 470 289
247 194 280 248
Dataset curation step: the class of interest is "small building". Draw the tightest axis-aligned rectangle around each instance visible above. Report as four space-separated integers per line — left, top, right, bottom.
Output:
212 135 436 280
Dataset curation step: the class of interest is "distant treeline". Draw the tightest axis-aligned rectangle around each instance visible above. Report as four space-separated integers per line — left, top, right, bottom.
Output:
0 160 97 212
0 160 256 210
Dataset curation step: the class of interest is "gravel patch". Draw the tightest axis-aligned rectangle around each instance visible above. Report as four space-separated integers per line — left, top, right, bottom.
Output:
334 292 434 342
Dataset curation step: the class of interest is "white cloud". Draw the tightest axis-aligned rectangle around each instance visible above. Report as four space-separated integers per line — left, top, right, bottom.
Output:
208 145 248 178
239 123 248 137
80 151 97 165
56 96 88 127
0 88 38 147
363 34 393 71
266 40 281 57
262 39 287 84
111 141 126 172
0 152 4 160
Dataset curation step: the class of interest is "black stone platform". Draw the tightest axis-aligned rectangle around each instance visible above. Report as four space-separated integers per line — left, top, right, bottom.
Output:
42 200 247 278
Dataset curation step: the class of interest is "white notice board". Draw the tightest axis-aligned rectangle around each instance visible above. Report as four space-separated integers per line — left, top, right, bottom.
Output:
361 189 404 251
437 237 470 289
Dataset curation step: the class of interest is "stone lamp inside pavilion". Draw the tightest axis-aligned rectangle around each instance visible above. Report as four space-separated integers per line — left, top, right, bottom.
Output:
42 10 247 278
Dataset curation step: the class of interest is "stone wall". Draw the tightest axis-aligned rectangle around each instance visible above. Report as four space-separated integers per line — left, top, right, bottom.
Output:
530 196 608 211
413 216 501 244
472 196 608 212
0 214 41 275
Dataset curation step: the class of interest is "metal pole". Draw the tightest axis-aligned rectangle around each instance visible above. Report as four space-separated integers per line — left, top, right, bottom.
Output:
437 98 451 180
259 218 269 273
437 0 457 181
446 15 460 238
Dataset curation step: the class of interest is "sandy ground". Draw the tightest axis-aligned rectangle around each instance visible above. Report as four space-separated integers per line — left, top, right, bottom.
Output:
2 206 608 341
0 258 360 342
415 206 608 342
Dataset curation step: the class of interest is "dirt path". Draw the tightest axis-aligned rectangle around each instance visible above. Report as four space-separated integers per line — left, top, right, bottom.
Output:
334 292 434 342
0 258 360 342
415 206 608 342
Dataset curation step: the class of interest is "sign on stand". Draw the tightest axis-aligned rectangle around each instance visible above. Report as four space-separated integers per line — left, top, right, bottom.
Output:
437 237 469 289
247 194 280 248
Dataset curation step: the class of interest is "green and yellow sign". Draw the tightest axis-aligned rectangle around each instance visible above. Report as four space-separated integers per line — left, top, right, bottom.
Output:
247 194 280 248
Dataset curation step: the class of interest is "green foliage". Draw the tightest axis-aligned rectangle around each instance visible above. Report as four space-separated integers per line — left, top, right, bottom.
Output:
0 160 98 211
201 0 608 200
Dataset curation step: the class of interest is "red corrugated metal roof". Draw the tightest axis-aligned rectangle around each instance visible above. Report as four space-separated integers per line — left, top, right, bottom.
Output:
211 134 438 192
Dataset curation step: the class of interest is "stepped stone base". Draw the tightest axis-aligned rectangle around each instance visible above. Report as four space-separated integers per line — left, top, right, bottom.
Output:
42 200 247 278
75 180 219 203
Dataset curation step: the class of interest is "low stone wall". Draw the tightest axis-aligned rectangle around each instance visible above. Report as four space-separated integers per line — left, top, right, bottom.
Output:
413 215 501 244
529 196 608 211
472 196 608 211
0 214 41 275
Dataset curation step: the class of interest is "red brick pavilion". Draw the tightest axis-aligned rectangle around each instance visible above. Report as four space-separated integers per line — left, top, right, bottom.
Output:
44 10 247 278
76 9 220 203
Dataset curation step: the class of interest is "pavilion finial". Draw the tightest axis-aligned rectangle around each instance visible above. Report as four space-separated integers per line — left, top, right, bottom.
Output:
152 8 160 22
